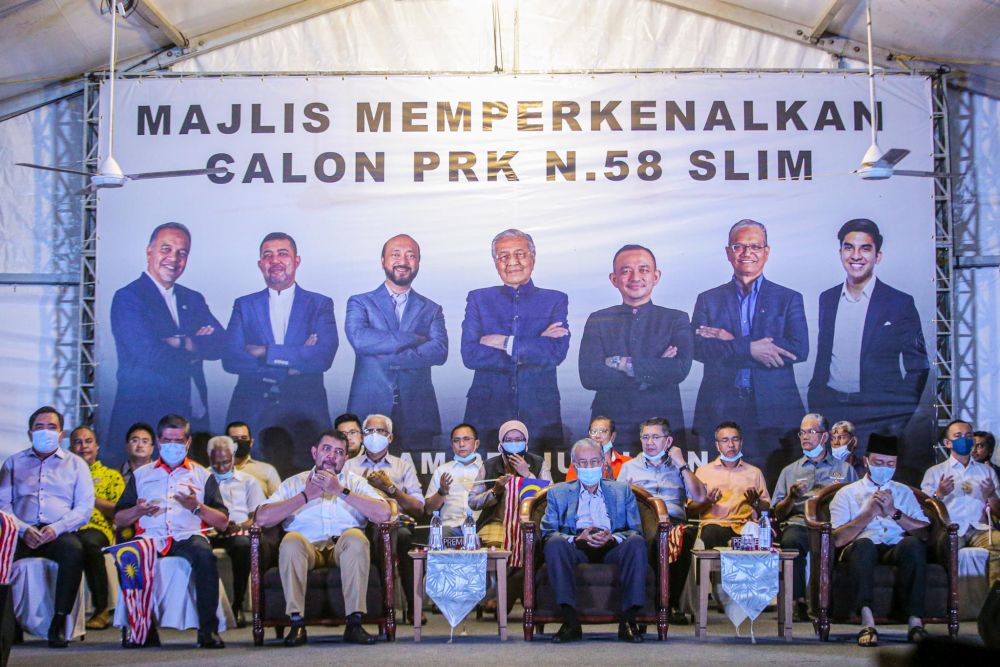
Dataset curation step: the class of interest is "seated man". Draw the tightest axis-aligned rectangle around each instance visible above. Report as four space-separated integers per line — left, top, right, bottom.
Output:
69 425 126 631
972 430 1000 480
690 421 770 549
334 413 365 458
343 414 423 617
830 420 866 480
424 423 484 537
114 414 230 649
831 433 930 647
256 429 391 646
772 413 857 622
565 416 632 481
921 420 1000 588
618 416 705 624
121 422 155 486
542 438 647 644
207 435 267 627
0 406 94 648
226 421 282 497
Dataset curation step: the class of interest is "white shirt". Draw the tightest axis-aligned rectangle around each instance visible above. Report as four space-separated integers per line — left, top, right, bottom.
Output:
216 470 267 525
236 457 282 497
424 456 483 527
575 484 612 533
920 456 999 537
0 447 95 537
144 270 205 417
268 284 296 345
828 278 873 394
830 475 928 545
385 284 410 321
343 454 424 511
122 459 223 540
261 469 379 542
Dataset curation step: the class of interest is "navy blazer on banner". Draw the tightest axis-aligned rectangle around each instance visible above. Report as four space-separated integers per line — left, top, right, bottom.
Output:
222 285 338 451
808 278 929 429
691 277 808 438
540 479 644 542
345 284 448 436
108 272 226 444
460 280 570 448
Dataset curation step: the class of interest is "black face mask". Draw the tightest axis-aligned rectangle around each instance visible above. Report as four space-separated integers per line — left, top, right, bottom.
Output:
234 439 251 459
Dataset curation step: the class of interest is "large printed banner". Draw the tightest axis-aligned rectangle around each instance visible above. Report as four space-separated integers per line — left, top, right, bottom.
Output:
95 73 936 483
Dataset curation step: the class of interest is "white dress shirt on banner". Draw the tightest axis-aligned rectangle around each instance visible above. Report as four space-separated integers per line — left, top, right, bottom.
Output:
827 278 873 394
268 284 296 345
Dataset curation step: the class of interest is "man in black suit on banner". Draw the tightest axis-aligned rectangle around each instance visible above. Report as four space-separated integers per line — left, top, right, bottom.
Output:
808 219 929 455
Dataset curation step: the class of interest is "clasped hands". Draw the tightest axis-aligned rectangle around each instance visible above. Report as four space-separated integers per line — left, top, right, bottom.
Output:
574 526 613 548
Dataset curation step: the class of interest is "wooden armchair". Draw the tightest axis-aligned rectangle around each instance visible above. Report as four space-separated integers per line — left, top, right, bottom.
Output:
248 500 399 645
519 485 671 641
804 482 959 640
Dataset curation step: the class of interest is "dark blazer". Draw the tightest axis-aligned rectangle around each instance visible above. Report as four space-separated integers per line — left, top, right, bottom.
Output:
108 272 226 445
461 280 569 438
808 278 929 414
476 451 546 530
222 285 338 435
692 277 808 434
345 285 448 435
540 479 644 543
579 301 693 432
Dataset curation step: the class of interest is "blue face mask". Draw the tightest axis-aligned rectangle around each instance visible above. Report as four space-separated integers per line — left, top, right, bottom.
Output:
454 452 478 464
31 429 61 454
363 433 390 454
159 442 187 467
644 450 666 463
802 444 825 459
213 469 234 482
601 442 614 454
868 465 895 486
950 437 974 457
576 466 603 486
719 451 743 463
501 440 527 455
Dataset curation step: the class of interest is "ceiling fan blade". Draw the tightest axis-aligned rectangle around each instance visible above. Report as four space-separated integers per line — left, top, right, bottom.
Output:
893 169 961 178
127 167 229 180
16 162 93 177
879 148 910 167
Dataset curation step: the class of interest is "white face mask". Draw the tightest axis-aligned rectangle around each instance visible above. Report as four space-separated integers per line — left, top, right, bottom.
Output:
31 429 61 454
831 445 850 461
868 465 895 486
364 433 390 454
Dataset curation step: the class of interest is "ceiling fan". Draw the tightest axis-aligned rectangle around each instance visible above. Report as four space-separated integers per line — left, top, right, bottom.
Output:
16 0 226 192
853 0 952 180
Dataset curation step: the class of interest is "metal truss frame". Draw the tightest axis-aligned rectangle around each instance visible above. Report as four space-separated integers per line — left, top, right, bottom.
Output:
931 73 956 426
75 76 101 427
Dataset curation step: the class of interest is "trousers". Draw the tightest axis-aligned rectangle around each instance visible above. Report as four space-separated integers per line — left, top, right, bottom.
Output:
278 529 370 617
164 535 220 633
543 534 647 612
842 536 926 618
14 532 84 617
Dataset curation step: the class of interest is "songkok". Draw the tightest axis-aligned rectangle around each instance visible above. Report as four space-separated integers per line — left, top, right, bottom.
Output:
867 433 899 457
498 420 529 444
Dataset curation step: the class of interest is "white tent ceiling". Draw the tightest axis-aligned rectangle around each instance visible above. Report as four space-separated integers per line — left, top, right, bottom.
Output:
1 0 998 122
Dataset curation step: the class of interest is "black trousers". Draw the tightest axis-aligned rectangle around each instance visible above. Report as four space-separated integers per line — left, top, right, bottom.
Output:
14 532 84 617
77 528 111 611
210 535 251 611
543 535 648 612
394 525 415 607
779 524 810 600
842 536 927 618
700 524 739 550
164 535 219 633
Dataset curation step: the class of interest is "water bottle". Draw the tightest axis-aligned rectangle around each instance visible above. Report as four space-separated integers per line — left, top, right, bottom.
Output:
461 510 478 550
758 510 772 550
429 510 444 550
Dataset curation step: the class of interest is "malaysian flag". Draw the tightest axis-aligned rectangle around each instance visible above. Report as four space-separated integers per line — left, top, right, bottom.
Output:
502 477 550 567
0 512 18 583
106 537 167 645
666 524 685 564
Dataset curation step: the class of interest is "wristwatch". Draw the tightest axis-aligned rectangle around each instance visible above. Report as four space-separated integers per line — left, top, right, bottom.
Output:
341 487 352 498
386 485 398 497
192 504 202 516
891 509 903 521
677 464 690 474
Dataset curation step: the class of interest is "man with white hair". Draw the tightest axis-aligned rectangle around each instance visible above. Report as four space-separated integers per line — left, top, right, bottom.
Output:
207 435 266 626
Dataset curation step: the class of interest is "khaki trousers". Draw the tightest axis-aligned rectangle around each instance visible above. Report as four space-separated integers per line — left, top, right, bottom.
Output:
278 528 370 617
960 527 1000 588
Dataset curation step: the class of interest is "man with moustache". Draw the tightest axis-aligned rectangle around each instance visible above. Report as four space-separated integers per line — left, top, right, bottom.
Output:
461 229 570 451
108 222 226 447
692 220 808 481
809 219 929 455
580 244 693 448
423 423 485 536
346 234 448 452
223 232 338 467
565 416 632 482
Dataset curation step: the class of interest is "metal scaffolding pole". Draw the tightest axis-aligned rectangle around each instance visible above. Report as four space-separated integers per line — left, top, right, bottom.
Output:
931 73 955 426
76 75 100 427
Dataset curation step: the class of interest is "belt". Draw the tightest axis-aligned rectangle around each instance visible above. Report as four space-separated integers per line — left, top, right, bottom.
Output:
828 387 863 403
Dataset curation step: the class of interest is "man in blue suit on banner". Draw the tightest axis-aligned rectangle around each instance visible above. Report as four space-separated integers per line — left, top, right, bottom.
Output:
692 219 808 482
345 234 448 451
808 219 929 454
461 229 570 452
109 223 226 446
223 232 338 467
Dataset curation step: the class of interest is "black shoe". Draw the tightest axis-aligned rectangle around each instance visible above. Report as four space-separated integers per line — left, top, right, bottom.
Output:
618 621 644 643
47 613 68 649
343 623 376 645
284 624 308 647
793 601 811 623
668 607 690 625
122 624 161 649
552 622 583 643
197 631 226 649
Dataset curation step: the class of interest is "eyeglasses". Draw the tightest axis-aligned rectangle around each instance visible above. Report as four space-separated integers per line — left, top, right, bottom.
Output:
128 436 152 445
729 243 767 254
495 250 530 265
798 429 825 437
639 433 667 442
451 436 476 444
340 429 361 437
589 428 610 436
363 427 389 436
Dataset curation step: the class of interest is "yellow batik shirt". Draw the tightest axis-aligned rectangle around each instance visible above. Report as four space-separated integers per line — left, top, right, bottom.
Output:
84 460 125 543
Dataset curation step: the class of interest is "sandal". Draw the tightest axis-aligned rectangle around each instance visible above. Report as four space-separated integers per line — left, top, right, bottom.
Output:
907 625 928 643
857 626 879 647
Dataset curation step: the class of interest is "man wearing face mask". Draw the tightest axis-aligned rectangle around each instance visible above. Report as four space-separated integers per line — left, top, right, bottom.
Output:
226 421 280 497
0 406 95 648
921 420 1000 589
207 435 266 627
565 417 631 482
830 420 866 480
343 414 423 616
424 424 484 536
771 413 857 622
830 433 930 647
690 421 770 550
113 414 231 649
618 417 706 624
